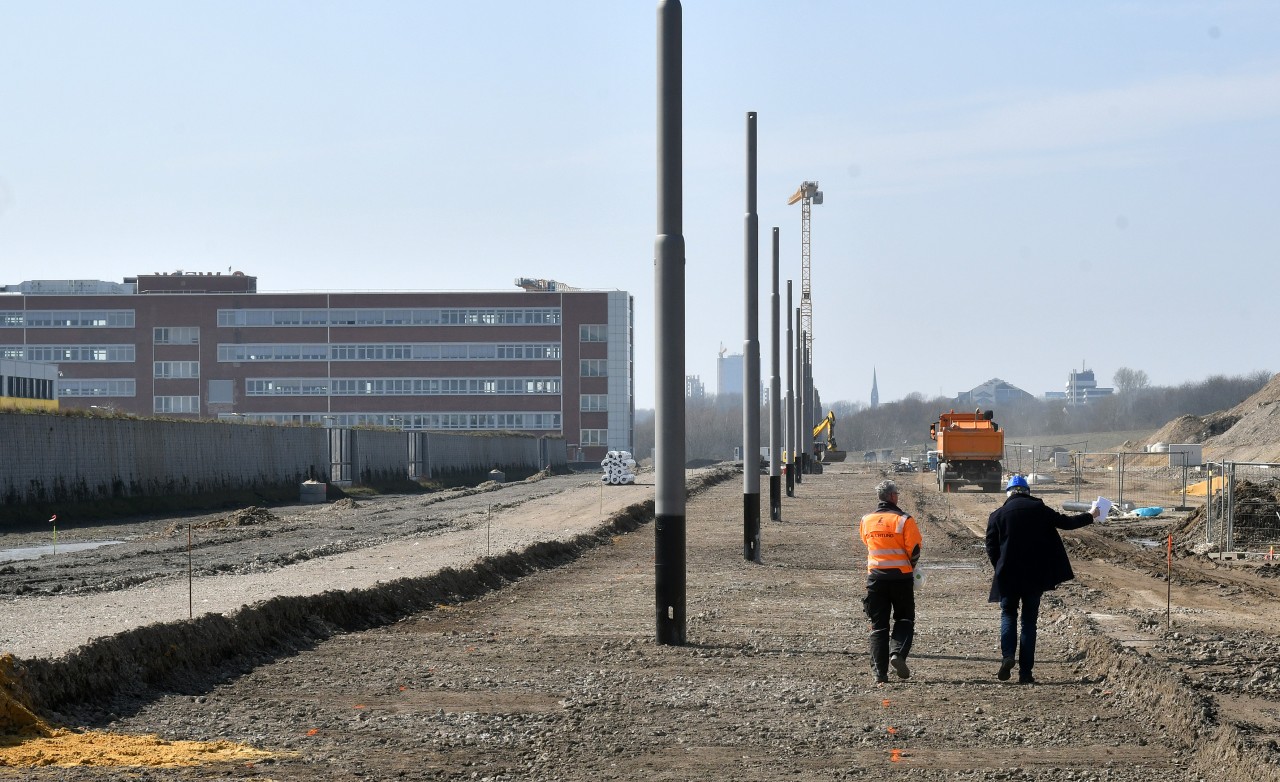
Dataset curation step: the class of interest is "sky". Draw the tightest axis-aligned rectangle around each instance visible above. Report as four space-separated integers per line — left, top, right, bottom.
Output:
1 1 1277 410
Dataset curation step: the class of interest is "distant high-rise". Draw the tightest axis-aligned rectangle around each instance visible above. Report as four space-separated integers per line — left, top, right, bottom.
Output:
1065 363 1113 406
717 352 745 396
685 375 706 400
870 368 879 409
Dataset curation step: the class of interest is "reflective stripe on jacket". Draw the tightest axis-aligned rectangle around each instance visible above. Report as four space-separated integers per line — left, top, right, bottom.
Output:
860 507 923 578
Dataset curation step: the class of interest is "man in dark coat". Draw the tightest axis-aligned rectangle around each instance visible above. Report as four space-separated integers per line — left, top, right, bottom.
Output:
985 474 1099 684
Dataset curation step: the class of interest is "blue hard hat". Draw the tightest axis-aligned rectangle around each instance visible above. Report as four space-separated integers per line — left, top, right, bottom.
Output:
1006 474 1029 491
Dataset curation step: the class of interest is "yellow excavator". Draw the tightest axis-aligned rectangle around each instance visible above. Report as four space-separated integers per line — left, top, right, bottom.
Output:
812 410 846 463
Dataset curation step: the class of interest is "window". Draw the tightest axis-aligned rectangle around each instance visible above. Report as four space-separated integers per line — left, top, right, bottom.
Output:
207 379 234 404
154 361 200 378
580 429 608 446
25 345 134 362
581 394 608 412
215 307 561 327
154 395 200 414
580 324 607 342
19 310 134 328
154 327 200 345
580 359 607 377
58 379 137 397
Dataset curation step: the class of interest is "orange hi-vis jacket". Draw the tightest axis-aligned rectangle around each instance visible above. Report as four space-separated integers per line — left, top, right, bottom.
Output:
860 507 923 578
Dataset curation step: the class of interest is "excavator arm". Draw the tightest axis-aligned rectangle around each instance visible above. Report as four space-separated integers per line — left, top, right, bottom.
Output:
812 411 838 450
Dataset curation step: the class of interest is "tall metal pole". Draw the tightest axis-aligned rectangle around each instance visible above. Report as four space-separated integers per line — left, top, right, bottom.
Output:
742 111 761 562
654 0 686 645
798 332 808 473
769 227 782 521
794 307 804 483
785 281 795 496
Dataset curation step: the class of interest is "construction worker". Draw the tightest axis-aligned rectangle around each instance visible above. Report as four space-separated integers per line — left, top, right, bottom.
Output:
985 474 1100 684
858 479 923 685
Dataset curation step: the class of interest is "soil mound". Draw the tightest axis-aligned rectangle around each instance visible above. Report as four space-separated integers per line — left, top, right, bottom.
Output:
164 506 280 535
1143 373 1280 464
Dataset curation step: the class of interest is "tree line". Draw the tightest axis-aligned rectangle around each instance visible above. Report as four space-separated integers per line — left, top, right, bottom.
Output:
633 370 1272 463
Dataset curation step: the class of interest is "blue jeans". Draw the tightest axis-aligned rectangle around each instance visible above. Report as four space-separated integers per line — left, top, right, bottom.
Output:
1000 592 1041 678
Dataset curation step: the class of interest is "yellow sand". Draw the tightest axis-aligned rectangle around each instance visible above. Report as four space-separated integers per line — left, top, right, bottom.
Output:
1 655 276 768
1184 476 1225 496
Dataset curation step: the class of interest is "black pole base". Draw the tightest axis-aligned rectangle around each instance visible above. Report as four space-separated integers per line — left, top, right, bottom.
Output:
785 468 795 497
743 492 761 562
655 512 686 645
769 475 782 521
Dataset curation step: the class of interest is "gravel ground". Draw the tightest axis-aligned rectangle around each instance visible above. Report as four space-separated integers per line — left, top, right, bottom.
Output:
2 463 1279 781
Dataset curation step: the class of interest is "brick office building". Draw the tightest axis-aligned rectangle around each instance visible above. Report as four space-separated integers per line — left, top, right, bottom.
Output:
1 271 634 461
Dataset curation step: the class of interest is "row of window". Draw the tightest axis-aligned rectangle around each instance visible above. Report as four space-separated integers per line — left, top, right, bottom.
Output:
155 327 200 345
155 395 200 414
217 307 562 327
218 411 563 430
1 310 135 328
3 346 136 362
245 377 563 396
3 318 607 344
58 379 138 397
155 361 200 379
217 343 563 362
3 375 56 401
579 324 608 342
579 429 608 446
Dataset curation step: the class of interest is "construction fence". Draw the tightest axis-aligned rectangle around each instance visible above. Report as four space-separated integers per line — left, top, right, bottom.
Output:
1004 446 1280 555
1198 461 1280 555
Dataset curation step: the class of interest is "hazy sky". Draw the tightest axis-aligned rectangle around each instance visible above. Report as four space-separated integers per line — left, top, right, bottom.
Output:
2 2 1276 409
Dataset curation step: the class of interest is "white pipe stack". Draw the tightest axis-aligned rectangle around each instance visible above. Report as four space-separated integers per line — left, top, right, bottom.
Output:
600 450 637 485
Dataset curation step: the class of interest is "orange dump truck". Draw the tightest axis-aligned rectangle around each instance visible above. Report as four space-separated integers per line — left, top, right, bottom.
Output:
929 408 1004 493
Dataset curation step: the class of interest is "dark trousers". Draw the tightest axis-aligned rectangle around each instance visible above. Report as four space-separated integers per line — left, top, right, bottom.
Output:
863 578 915 678
1000 591 1042 677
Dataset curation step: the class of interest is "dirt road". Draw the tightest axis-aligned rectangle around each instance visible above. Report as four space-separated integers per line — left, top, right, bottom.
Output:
2 463 1279 780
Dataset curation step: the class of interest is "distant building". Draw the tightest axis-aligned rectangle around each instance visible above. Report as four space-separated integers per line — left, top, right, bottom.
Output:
0 270 634 462
685 375 706 400
1065 366 1113 406
717 352 744 396
956 378 1034 408
870 368 879 409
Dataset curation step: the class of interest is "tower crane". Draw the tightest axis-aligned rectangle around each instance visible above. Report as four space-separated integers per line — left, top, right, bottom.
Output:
786 181 822 358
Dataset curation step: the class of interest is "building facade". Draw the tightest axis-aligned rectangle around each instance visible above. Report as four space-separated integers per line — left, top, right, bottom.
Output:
1065 367 1113 406
1 272 634 461
957 377 1035 408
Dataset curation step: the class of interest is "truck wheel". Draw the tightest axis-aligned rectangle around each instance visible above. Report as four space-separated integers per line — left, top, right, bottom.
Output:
938 467 948 492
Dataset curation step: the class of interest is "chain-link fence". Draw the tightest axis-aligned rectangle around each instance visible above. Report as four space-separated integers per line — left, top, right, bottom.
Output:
1001 449 1199 512
1203 461 1280 554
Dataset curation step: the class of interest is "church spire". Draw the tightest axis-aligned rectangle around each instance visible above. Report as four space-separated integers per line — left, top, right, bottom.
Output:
870 368 879 409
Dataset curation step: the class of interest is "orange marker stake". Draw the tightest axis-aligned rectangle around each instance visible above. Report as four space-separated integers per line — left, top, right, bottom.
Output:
881 699 891 708
890 749 903 762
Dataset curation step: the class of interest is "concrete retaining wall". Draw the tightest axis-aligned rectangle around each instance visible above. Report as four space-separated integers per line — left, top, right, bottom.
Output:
0 413 568 516
1 415 327 506
411 432 567 481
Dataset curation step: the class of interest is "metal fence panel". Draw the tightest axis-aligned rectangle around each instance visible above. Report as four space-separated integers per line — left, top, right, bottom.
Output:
1023 451 1197 513
1222 462 1280 553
